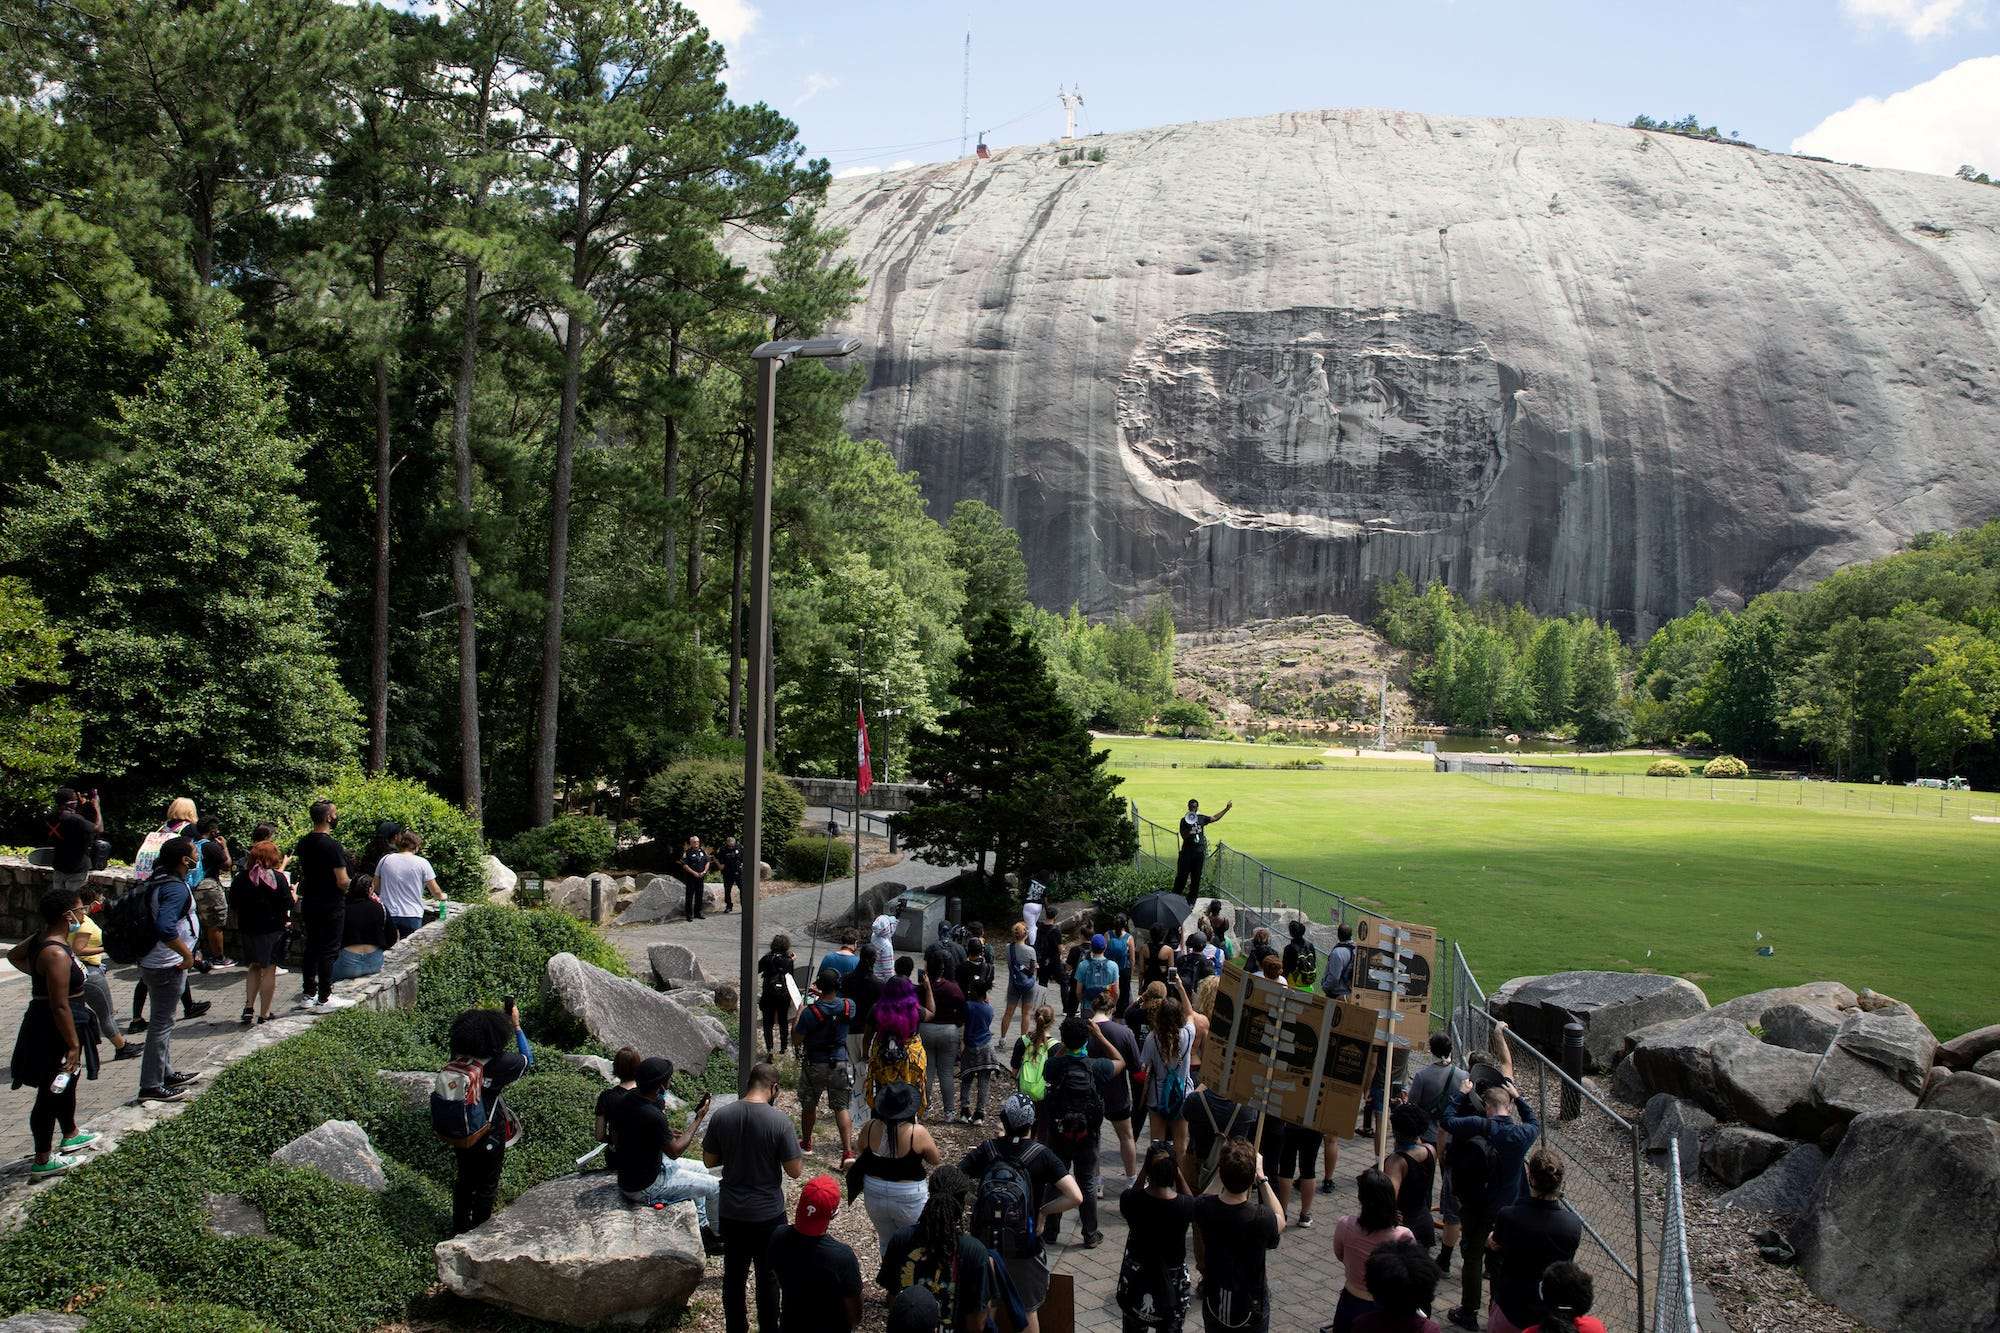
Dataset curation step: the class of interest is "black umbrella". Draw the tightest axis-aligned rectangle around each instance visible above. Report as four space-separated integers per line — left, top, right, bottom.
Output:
1130 890 1194 936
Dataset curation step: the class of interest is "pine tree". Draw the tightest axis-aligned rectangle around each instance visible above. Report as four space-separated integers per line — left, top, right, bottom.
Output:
5 315 360 827
1526 619 1575 728
899 612 1137 891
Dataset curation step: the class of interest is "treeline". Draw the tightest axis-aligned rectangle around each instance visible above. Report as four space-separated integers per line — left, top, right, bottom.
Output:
1633 522 2000 781
1375 576 1631 745
0 0 1091 842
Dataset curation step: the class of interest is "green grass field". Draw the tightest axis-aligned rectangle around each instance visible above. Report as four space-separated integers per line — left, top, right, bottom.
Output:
1104 739 2000 1037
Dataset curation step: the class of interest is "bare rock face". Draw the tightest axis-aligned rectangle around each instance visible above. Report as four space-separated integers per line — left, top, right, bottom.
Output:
1794 1110 2000 1332
547 952 729 1074
270 1119 387 1194
0 1315 85 1332
1758 1002 1842 1055
1642 1093 1714 1178
435 1178 705 1327
1917 1068 2000 1121
1706 981 1858 1027
799 111 2000 630
1718 1142 1826 1217
1493 971 1708 1072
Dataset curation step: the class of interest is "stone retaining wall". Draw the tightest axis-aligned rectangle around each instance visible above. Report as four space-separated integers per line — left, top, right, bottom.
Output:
0 860 137 938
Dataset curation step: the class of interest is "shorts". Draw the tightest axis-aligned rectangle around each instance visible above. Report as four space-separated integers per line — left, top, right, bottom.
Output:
245 930 288 967
1001 1248 1051 1313
1008 980 1038 1005
1262 1122 1319 1181
798 1058 854 1113
195 879 229 930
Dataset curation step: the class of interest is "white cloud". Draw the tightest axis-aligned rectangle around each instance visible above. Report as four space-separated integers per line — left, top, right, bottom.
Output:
1839 0 1976 38
794 72 839 108
1791 56 2000 175
833 160 916 180
683 0 757 47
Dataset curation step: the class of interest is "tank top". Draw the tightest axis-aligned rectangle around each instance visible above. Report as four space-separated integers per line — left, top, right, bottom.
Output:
859 1120 927 1182
1395 1143 1437 1243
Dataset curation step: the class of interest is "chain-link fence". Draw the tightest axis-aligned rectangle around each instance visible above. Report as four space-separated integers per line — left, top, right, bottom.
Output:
1655 1138 1700 1333
1466 766 2000 820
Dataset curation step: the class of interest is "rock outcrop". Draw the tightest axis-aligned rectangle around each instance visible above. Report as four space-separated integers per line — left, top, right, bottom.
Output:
547 952 730 1073
617 878 683 926
791 111 2000 630
1937 1022 2000 1071
1701 1126 1791 1188
1809 1009 1937 1122
270 1119 388 1194
648 943 709 988
435 1177 706 1326
484 856 517 897
0 1314 85 1332
1495 971 1708 1072
1795 1110 2000 1331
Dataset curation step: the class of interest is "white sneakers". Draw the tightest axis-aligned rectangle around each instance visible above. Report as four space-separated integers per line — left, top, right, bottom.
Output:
319 996 356 1011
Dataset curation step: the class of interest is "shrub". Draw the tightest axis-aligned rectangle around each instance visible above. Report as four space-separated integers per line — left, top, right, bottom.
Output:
497 813 616 879
1646 758 1691 778
1679 730 1715 750
281 772 486 901
778 833 852 882
410 903 626 1049
1052 860 1175 922
1703 755 1750 779
639 759 803 857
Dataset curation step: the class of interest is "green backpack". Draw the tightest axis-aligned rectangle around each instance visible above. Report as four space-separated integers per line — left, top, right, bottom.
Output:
1020 1039 1059 1100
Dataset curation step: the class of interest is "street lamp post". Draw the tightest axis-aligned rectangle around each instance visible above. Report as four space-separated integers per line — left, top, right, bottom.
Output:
740 334 860 1094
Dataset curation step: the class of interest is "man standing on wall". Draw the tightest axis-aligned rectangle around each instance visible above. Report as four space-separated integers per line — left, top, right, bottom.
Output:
1174 798 1232 897
47 788 103 895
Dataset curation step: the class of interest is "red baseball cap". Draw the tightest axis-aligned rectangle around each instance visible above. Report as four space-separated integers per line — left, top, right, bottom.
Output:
795 1173 839 1237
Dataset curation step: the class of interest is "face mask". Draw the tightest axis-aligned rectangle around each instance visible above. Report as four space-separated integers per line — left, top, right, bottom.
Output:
65 917 82 935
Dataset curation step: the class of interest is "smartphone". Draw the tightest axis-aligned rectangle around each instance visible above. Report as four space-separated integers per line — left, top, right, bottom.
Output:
503 994 517 1014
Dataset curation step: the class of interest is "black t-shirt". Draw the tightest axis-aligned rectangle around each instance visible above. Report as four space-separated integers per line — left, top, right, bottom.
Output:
1491 1198 1584 1327
199 838 230 881
759 951 794 1004
294 831 351 909
1120 1186 1198 1267
341 896 388 949
717 845 743 880
595 1085 631 1168
878 1227 994 1326
704 1098 802 1222
1093 1019 1142 1117
1194 1195 1280 1292
610 1090 672 1194
52 810 95 874
768 1226 862 1333
231 868 293 934
1184 1088 1260 1166
962 1136 1068 1257
843 969 881 1034
1178 812 1214 853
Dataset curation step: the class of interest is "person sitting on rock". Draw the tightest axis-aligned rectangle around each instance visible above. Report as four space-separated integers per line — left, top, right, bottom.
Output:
593 1046 642 1172
612 1055 720 1237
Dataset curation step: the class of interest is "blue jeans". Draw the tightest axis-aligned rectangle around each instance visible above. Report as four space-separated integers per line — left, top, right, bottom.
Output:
330 949 385 981
139 965 183 1090
388 915 423 942
623 1157 719 1229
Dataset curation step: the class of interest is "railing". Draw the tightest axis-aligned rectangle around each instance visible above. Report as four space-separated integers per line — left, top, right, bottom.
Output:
1466 766 2000 820
1656 1139 1701 1333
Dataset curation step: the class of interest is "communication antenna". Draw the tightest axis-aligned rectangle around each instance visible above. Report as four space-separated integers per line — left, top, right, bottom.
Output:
960 26 971 158
1059 84 1084 141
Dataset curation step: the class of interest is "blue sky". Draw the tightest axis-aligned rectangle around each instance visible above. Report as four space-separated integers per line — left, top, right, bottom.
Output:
687 0 2000 178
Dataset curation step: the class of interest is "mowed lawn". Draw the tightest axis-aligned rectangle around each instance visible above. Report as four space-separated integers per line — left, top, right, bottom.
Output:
1105 745 2000 1038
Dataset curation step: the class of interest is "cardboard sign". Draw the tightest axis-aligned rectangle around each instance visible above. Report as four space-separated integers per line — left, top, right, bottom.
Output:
1350 913 1438 1014
1201 961 1386 1137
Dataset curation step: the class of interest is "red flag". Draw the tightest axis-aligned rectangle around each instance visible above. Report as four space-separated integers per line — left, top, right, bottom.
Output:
856 704 873 797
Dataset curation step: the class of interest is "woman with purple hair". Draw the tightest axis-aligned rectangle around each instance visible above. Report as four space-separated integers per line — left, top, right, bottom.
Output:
866 962 933 1117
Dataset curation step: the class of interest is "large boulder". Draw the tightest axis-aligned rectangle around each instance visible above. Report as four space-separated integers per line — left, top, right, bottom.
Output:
547 952 729 1074
1809 1009 1938 1123
1917 1068 2000 1121
1701 1125 1792 1188
271 1119 388 1194
1706 981 1858 1027
484 856 517 896
1626 1013 1752 1108
1642 1094 1714 1179
0 1315 85 1332
648 943 709 988
1936 1022 2000 1071
1759 1001 1842 1055
1795 1110 2000 1331
1976 1050 2000 1080
545 875 593 918
1718 1143 1826 1216
436 1177 706 1327
617 878 682 926
379 1070 438 1112
1494 971 1709 1073
1712 1040 1827 1138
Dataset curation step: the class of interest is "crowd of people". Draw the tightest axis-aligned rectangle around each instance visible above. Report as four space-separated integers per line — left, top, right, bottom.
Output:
7 790 445 1174
581 869 1607 1333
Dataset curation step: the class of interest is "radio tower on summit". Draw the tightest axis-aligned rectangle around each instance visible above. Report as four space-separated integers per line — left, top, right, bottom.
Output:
1059 85 1084 141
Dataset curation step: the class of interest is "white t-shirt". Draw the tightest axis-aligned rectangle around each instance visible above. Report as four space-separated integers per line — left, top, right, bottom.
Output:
871 914 899 979
374 852 437 918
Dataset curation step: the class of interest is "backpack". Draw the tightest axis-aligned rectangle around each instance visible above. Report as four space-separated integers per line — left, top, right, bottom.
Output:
1019 1038 1058 1100
959 943 995 995
1046 1054 1105 1150
1117 1251 1191 1328
800 998 851 1060
102 878 169 965
877 1031 912 1075
1175 949 1210 991
1007 943 1036 991
1201 1272 1264 1331
1323 943 1356 996
1447 1123 1495 1204
431 1057 492 1147
131 829 174 881
972 1152 1038 1258
1148 1029 1191 1119
1285 938 1319 989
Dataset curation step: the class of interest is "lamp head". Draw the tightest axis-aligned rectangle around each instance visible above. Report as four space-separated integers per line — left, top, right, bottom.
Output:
752 335 861 362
